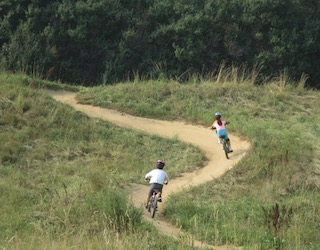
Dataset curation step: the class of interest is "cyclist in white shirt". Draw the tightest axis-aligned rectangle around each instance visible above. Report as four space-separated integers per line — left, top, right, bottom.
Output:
145 160 169 209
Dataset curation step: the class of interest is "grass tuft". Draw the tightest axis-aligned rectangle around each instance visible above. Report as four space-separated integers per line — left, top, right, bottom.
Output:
1 69 320 248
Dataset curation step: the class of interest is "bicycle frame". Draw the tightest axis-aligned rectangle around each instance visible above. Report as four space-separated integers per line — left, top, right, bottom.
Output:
209 127 229 159
148 189 160 218
219 135 229 159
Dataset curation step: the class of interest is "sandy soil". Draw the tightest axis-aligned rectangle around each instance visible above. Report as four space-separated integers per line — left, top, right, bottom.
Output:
46 90 250 249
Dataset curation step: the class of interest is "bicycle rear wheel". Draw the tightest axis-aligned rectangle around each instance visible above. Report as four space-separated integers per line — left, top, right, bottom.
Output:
223 140 229 159
150 198 158 218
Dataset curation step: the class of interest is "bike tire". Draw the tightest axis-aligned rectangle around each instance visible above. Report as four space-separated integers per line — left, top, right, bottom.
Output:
150 198 158 218
223 140 229 159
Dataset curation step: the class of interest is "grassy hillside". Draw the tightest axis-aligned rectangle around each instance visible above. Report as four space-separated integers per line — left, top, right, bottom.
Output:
1 72 320 249
76 74 320 249
0 73 206 249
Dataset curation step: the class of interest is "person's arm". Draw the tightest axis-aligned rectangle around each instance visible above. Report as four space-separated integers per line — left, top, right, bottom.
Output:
164 173 169 185
209 120 217 130
145 171 152 180
209 122 216 130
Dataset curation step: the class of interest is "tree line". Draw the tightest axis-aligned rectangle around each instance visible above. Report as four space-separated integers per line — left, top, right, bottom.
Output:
1 0 319 87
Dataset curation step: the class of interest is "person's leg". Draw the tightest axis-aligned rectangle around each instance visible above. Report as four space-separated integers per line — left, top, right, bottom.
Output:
146 185 155 208
218 130 228 147
217 131 221 144
155 183 164 202
222 130 233 152
158 189 163 202
227 138 233 152
217 130 224 144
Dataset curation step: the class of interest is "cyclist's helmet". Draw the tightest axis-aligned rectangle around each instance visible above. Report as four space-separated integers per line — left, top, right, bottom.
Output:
156 160 165 169
215 112 222 119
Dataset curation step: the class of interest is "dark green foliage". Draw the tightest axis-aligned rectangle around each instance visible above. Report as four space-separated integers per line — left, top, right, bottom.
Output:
262 203 293 236
1 0 320 86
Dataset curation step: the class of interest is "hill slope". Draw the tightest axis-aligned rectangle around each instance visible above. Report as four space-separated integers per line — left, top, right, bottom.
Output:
47 90 250 249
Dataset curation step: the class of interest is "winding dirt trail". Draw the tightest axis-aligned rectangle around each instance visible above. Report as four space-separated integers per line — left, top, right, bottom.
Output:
47 90 250 249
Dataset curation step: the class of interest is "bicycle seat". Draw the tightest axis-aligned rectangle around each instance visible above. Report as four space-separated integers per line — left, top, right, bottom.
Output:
152 189 160 194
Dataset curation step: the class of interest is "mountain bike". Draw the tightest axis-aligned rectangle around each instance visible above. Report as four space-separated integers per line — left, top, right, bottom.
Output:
147 189 161 218
220 135 229 159
209 127 230 159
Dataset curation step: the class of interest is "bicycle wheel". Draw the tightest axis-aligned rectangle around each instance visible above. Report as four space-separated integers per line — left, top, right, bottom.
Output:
223 139 229 159
150 198 158 218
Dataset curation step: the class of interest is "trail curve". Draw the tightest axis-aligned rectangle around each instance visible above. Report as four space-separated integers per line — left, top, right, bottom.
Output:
46 90 250 249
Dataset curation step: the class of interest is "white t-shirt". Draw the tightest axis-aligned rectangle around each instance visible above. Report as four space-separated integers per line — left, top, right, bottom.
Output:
145 169 169 185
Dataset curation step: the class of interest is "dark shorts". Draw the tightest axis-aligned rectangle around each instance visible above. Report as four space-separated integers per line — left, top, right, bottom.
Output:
148 183 164 196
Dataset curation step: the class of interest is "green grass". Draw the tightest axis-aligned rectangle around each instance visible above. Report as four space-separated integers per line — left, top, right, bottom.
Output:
0 73 206 249
1 71 320 249
76 74 320 249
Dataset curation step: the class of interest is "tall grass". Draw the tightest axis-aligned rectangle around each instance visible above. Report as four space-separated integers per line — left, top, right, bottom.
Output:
1 69 320 249
0 73 206 249
75 67 320 249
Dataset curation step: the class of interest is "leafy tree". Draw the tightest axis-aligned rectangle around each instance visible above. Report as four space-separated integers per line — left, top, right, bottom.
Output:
1 0 320 87
1 1 56 75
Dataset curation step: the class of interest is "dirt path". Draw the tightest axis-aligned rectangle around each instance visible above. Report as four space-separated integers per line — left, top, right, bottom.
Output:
47 90 250 249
